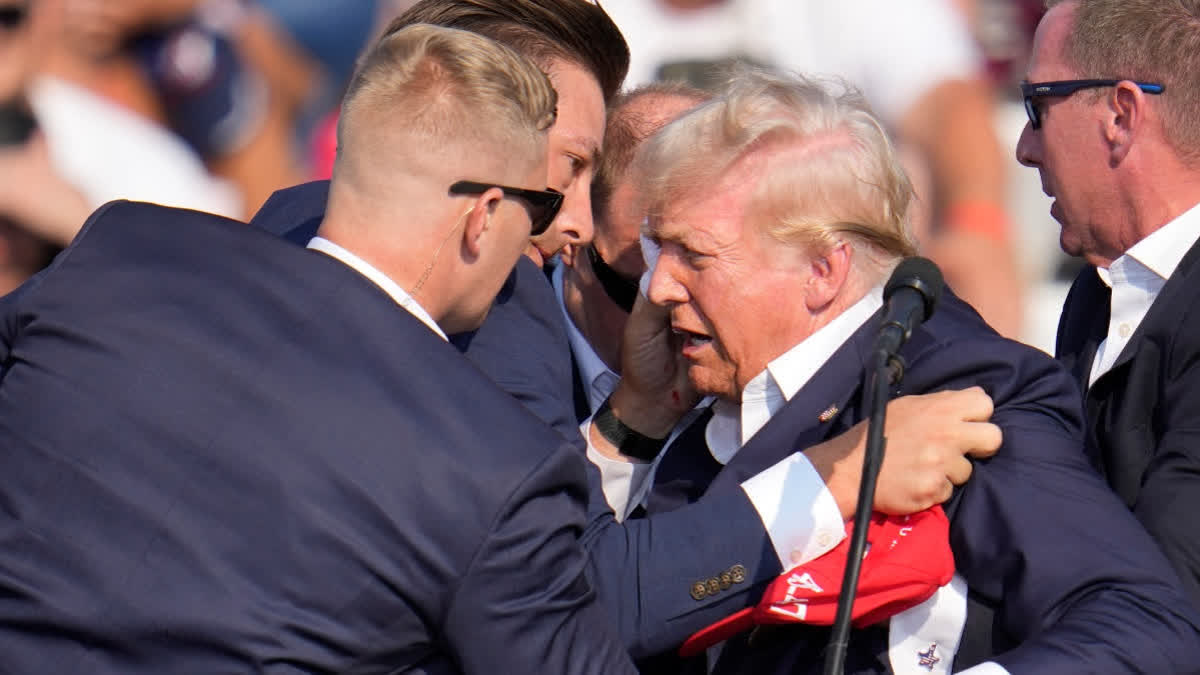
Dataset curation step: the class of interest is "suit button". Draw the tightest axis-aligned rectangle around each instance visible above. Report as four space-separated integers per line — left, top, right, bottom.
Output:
690 581 708 601
730 564 746 584
706 578 721 595
719 571 733 590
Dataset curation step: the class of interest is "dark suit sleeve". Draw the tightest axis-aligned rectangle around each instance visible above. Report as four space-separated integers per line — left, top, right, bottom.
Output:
578 458 784 660
1129 316 1200 605
442 444 636 675
452 258 584 448
0 271 37 366
1 202 118 368
913 335 1200 673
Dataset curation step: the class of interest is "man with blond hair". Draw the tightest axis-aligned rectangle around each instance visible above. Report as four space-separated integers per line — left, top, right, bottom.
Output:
1018 0 1200 608
0 24 639 673
247 3 1015 663
594 68 1200 672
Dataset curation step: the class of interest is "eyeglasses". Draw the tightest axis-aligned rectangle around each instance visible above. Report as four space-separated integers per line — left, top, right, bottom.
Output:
1020 79 1164 130
0 4 28 29
448 180 563 236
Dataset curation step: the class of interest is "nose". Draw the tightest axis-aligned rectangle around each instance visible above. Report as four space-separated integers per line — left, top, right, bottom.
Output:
554 183 595 248
646 250 688 307
1015 120 1040 168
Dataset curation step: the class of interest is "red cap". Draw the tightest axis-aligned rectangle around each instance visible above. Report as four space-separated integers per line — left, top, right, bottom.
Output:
678 506 953 658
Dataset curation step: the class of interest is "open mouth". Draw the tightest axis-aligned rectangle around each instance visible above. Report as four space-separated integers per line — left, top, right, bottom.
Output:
673 327 713 355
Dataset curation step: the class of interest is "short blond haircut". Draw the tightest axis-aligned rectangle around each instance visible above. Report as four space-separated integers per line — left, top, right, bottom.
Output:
635 68 917 283
335 23 558 178
1048 0 1200 165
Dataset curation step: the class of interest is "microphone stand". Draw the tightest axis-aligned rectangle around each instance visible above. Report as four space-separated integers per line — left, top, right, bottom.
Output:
823 348 905 675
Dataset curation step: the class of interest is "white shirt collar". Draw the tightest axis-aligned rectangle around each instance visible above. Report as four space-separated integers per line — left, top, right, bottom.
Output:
707 284 885 464
552 264 619 413
1118 200 1200 282
307 236 448 341
1089 200 1200 386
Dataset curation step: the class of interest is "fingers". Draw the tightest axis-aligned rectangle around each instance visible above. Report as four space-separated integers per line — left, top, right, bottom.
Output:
943 454 975 486
902 386 993 422
962 421 1002 458
948 386 995 422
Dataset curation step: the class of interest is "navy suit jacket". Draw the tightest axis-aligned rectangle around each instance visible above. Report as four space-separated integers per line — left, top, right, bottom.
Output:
249 183 795 659
0 201 637 674
1056 236 1200 607
252 181 582 446
657 292 1200 673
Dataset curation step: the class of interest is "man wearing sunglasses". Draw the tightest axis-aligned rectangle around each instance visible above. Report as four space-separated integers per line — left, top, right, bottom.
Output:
0 24 652 673
241 0 1016 657
1017 0 1200 609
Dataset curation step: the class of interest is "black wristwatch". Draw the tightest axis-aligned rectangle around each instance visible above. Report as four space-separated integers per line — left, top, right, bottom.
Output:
592 396 668 461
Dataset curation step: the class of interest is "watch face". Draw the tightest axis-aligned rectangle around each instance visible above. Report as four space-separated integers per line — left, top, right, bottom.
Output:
0 100 36 147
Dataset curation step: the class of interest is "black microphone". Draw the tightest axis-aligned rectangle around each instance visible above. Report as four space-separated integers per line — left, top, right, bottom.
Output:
874 257 944 363
823 256 943 675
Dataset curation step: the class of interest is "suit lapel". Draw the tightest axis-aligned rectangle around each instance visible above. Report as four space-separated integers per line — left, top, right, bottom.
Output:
644 407 719 515
713 310 879 488
1055 267 1110 391
569 352 593 423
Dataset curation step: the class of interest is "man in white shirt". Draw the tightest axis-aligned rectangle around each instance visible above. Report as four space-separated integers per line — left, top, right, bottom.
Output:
592 66 1200 673
1018 0 1200 607
557 82 997 530
603 0 1025 339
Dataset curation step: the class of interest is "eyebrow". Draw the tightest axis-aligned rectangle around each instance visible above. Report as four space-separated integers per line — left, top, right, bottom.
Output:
562 134 601 164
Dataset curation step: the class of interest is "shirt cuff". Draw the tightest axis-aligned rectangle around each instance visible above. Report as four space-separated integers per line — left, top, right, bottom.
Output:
958 662 1009 675
582 418 653 521
740 452 844 570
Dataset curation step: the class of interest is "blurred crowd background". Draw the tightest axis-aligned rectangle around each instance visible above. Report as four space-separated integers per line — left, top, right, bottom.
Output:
0 0 1072 353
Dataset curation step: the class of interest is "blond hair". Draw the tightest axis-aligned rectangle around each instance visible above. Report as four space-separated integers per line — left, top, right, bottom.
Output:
636 67 917 282
1048 0 1200 164
335 24 558 178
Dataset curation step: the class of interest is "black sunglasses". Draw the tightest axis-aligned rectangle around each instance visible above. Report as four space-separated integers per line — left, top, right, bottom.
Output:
585 244 640 313
448 180 563 236
0 4 27 29
1020 79 1164 130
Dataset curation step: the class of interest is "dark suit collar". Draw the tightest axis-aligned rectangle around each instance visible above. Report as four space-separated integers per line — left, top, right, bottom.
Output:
1057 266 1110 389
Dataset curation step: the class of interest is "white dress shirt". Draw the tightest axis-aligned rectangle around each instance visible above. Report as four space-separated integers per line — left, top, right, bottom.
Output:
713 284 883 568
307 237 447 341
580 262 890 573
1090 201 1200 386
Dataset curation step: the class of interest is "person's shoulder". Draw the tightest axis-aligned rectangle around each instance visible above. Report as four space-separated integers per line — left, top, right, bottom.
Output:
249 180 330 241
65 199 256 254
904 290 1083 429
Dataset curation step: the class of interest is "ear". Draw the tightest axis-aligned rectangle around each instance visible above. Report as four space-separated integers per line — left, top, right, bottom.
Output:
804 241 852 312
1105 81 1145 165
462 188 503 259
